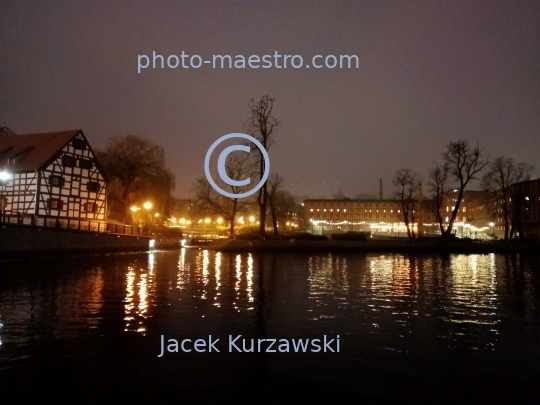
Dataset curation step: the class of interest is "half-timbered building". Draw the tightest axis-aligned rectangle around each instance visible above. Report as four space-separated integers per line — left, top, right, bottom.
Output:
0 130 107 221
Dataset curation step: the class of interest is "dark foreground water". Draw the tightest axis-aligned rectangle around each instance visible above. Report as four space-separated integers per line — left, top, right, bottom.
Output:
0 249 539 403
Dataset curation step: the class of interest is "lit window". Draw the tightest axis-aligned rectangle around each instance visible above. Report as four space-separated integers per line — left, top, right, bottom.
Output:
47 198 63 210
84 202 98 213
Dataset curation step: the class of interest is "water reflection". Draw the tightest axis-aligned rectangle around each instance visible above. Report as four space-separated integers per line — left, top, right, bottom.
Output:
0 250 539 359
124 255 156 335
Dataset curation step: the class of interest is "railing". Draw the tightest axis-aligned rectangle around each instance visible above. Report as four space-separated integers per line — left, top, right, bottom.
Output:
0 211 149 236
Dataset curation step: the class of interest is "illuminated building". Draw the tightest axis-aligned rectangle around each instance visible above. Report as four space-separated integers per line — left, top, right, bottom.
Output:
0 130 107 221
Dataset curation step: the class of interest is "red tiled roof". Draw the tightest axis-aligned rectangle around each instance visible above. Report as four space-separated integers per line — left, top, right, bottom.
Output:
0 130 81 171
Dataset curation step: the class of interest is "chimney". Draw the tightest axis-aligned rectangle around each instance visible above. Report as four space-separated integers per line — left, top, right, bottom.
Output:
379 179 383 200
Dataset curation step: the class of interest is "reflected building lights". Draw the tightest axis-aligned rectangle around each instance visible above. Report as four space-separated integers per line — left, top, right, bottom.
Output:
202 250 209 299
123 255 157 335
214 252 222 307
247 254 253 303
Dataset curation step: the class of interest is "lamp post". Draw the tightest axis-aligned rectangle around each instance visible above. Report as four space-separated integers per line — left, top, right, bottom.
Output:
143 202 152 228
130 205 139 226
489 222 495 238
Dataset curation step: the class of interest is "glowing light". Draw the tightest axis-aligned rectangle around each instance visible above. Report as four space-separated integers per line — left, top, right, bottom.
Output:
143 202 152 210
217 217 223 224
205 218 211 224
249 216 255 223
179 218 186 224
0 171 13 182
130 206 138 212
154 213 160 217
186 220 192 225
238 216 244 224
489 222 494 227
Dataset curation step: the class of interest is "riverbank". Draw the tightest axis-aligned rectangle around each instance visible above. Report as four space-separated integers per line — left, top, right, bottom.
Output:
0 223 181 257
212 238 540 254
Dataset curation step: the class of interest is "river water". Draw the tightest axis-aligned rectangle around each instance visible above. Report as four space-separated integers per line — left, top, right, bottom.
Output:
0 249 539 403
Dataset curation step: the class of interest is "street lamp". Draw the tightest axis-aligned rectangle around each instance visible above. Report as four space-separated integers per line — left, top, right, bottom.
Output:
130 206 140 226
489 222 494 237
0 171 13 182
143 202 152 227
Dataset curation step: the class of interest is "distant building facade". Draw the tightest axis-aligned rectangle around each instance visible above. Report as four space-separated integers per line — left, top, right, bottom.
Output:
303 198 424 235
469 179 540 240
0 130 107 221
304 184 540 239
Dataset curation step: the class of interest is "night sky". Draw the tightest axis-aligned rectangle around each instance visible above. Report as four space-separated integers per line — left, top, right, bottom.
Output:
1 1 539 198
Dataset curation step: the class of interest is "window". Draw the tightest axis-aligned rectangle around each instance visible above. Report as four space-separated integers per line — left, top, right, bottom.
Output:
73 139 86 150
47 198 63 210
48 175 65 187
79 158 93 169
87 181 100 192
83 202 98 213
7 157 16 165
62 155 76 167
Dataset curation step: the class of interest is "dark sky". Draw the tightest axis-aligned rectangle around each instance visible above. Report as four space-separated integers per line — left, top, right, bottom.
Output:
1 1 539 198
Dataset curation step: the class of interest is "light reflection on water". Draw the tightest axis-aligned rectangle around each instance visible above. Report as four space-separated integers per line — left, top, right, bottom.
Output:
0 250 539 359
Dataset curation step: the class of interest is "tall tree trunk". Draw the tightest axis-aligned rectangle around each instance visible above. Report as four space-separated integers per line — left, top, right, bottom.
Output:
121 180 133 224
229 198 237 237
269 194 278 235
258 185 267 239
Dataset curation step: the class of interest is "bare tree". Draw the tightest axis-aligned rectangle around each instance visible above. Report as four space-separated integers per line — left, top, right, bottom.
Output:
246 95 277 239
425 163 449 235
482 157 534 239
393 168 421 239
267 172 284 235
96 135 175 223
274 190 297 232
441 139 489 238
192 151 251 237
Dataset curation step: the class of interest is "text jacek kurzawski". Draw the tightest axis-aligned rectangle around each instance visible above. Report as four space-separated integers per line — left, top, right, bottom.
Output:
157 335 340 357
